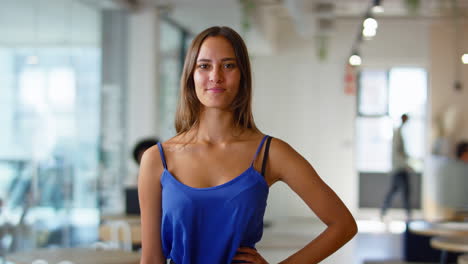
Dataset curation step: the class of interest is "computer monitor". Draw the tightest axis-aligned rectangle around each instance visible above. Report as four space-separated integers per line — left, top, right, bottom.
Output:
125 187 140 215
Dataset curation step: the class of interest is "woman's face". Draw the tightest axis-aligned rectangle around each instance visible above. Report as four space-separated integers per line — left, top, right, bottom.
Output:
193 36 241 110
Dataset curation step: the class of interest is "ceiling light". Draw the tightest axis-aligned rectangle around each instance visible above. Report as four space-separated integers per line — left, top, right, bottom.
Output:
363 17 378 29
349 54 362 66
462 54 468 64
362 27 377 39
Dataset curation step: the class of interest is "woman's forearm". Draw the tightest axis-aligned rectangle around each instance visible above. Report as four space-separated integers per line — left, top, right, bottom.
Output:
278 221 357 264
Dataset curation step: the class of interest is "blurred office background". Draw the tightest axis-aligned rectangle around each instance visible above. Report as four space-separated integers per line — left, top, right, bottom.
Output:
1 0 468 263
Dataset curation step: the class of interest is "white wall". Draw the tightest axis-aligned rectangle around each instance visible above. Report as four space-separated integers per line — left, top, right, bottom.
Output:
429 19 468 145
253 18 432 221
359 18 430 68
253 18 358 220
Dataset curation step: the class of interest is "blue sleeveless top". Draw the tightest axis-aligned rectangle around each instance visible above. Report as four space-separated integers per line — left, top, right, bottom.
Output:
157 136 270 264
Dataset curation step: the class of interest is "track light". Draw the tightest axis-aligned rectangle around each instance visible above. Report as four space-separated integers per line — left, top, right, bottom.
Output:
347 2 384 67
462 54 468 64
363 27 377 39
349 50 362 66
372 0 384 13
363 17 378 29
362 17 378 39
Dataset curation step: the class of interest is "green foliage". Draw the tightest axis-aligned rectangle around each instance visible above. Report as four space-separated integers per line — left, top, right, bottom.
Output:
405 0 421 15
239 0 255 34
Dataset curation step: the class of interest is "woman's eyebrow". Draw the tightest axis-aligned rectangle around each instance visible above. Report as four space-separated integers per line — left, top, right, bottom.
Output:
197 57 236 62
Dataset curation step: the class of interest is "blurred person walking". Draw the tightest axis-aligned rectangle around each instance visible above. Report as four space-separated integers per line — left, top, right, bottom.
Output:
381 114 413 221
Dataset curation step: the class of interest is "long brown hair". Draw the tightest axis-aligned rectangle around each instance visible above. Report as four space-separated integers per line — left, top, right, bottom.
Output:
174 26 258 135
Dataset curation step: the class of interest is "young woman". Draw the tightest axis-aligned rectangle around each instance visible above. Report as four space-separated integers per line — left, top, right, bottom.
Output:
138 26 357 264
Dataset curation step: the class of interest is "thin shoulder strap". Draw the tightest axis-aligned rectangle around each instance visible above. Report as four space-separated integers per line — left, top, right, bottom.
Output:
157 142 168 169
251 135 269 166
261 136 273 176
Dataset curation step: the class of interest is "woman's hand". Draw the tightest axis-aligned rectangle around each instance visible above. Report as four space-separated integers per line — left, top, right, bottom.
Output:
232 247 269 263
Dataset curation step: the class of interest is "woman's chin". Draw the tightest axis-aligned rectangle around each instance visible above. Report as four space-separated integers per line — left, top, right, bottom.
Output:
201 103 232 112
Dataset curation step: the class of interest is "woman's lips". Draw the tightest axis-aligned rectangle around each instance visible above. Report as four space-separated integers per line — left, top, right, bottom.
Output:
207 88 225 93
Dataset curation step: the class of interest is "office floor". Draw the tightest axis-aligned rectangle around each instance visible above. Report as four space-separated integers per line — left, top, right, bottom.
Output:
257 209 433 264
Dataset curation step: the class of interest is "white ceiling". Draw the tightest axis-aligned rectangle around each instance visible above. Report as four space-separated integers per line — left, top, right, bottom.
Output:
159 0 468 36
162 0 244 34
1 0 467 46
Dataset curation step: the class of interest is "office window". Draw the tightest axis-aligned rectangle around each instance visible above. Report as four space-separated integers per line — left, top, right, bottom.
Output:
358 70 388 116
388 68 427 160
356 116 393 172
356 68 427 172
0 0 101 249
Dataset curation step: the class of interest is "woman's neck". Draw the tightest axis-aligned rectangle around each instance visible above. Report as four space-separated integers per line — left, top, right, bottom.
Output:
193 108 242 144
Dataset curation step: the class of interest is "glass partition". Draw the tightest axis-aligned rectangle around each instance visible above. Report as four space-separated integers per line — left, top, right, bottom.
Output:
0 0 101 252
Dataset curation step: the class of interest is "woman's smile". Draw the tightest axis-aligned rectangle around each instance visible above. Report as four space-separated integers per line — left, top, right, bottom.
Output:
206 88 226 93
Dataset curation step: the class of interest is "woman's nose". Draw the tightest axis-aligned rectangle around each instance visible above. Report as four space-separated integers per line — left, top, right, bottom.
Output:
209 67 223 83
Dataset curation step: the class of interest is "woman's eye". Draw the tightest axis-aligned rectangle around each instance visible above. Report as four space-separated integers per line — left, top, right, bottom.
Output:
224 63 236 69
198 64 209 69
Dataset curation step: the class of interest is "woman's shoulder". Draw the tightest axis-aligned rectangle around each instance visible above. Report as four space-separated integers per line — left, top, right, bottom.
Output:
267 136 300 160
138 145 165 181
140 144 163 164
259 136 304 182
267 136 291 150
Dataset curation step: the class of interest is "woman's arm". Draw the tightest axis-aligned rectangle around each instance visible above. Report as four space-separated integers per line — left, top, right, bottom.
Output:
267 138 358 264
138 146 166 264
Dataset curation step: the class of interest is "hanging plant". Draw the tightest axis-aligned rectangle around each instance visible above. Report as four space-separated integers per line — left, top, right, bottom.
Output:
315 35 329 61
239 0 255 35
405 0 421 15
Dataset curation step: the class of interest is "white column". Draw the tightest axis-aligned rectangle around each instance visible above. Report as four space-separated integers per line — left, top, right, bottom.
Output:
127 7 161 173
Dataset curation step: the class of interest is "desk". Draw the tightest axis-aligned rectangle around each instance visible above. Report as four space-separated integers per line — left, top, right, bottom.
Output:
431 237 468 264
99 215 141 244
6 248 140 264
99 223 142 244
431 236 468 252
409 220 468 237
409 220 468 264
101 215 140 223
